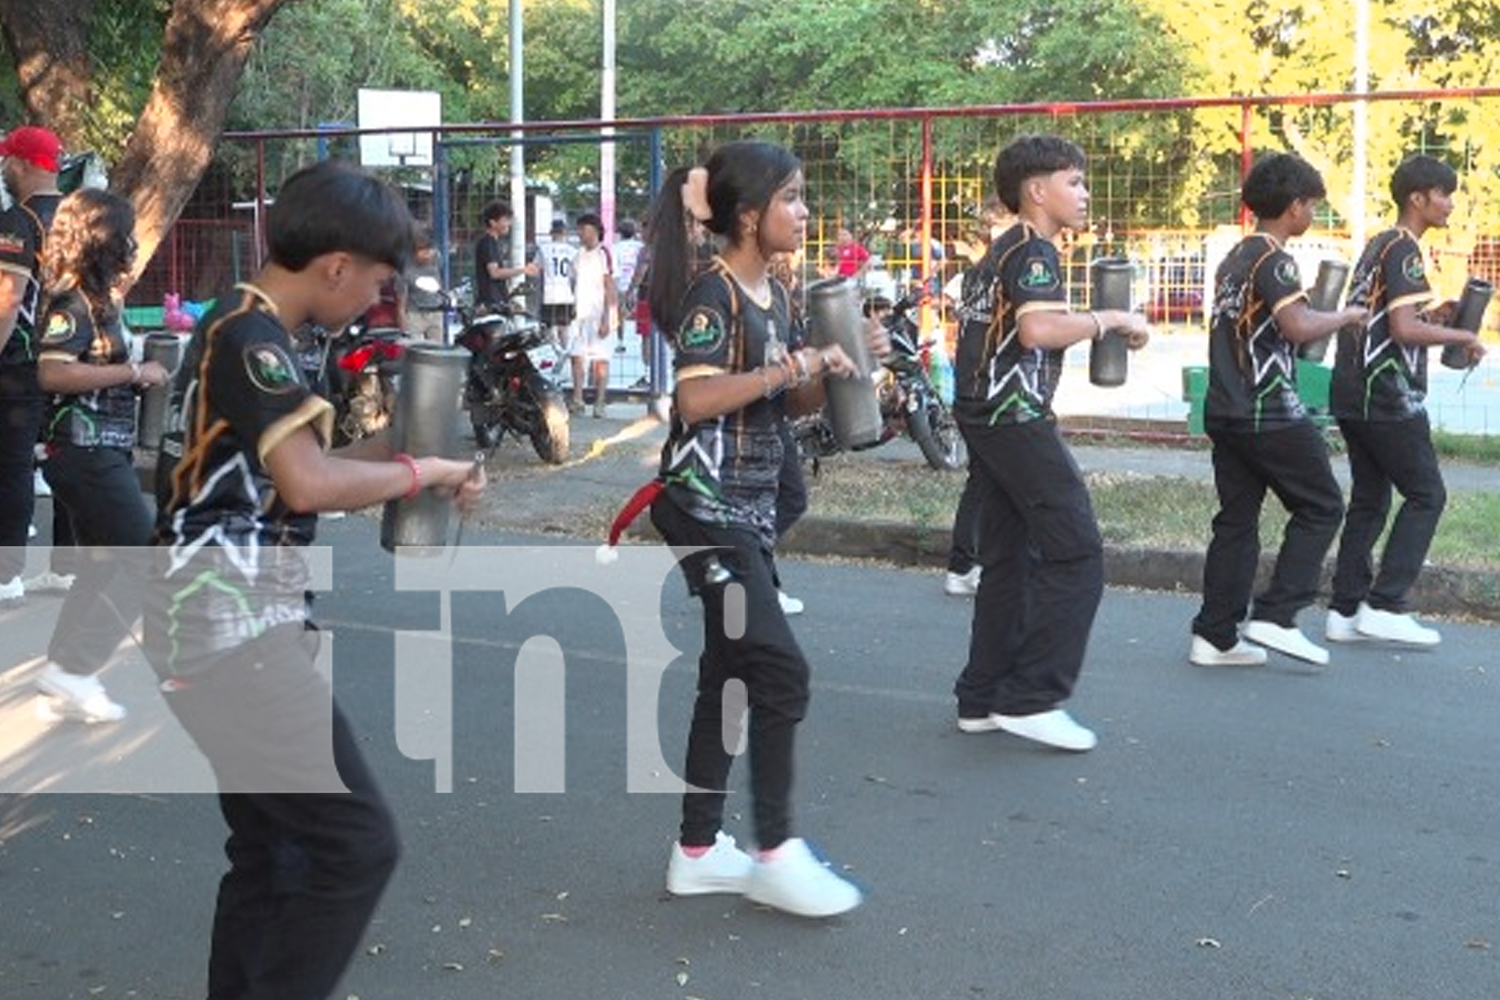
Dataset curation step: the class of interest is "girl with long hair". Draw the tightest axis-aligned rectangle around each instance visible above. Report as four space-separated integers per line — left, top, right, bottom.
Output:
33 188 171 721
647 141 875 918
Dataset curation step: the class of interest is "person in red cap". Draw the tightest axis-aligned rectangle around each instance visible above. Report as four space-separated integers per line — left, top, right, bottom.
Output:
0 124 67 605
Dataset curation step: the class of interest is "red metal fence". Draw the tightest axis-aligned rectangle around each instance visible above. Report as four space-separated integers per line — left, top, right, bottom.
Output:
130 88 1500 432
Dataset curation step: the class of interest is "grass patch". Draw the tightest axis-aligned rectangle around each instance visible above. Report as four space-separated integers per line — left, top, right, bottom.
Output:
803 455 1500 572
1432 429 1500 465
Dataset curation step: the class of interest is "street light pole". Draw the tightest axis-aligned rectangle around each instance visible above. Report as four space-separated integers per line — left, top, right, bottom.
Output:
601 0 618 244
1352 0 1369 251
509 0 528 277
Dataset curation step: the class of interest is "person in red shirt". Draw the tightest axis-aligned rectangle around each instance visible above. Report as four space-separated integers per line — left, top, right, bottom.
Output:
830 227 870 280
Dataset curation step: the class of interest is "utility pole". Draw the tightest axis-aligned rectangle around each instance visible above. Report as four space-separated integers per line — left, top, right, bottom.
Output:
1352 0 1369 251
509 0 528 283
601 0 618 244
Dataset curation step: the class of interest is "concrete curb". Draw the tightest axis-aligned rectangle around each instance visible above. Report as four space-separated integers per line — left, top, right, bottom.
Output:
627 515 1500 625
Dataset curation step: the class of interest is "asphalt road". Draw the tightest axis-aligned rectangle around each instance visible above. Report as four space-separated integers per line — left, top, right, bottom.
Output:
2 511 1497 1000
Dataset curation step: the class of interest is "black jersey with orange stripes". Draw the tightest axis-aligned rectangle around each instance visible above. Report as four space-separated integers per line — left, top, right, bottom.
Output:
658 259 795 548
1331 228 1436 422
1204 234 1311 432
951 221 1070 427
0 193 61 365
147 283 334 674
36 290 139 449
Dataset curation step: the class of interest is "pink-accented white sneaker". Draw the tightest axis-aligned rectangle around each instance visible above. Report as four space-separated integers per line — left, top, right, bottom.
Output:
746 838 861 918
666 831 754 896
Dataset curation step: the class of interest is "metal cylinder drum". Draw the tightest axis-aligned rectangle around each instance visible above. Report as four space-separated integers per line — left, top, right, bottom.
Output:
805 277 882 449
137 332 184 450
1088 258 1132 387
380 344 468 553
1442 277 1493 369
1298 259 1351 362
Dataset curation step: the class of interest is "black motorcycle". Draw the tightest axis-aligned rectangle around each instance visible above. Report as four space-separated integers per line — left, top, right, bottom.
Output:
293 320 409 446
794 291 964 472
433 279 570 465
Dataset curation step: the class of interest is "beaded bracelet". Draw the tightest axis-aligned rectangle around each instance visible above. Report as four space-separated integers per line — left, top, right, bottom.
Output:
789 349 811 386
393 452 422 499
1088 311 1105 341
759 365 785 399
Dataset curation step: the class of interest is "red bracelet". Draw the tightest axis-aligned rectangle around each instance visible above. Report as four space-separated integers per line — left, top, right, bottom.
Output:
393 452 421 499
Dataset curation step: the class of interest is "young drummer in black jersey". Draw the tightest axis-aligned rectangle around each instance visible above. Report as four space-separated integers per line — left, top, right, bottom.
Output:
146 161 486 1000
949 135 1148 752
31 189 171 722
646 144 873 918
1188 153 1366 668
1324 155 1487 648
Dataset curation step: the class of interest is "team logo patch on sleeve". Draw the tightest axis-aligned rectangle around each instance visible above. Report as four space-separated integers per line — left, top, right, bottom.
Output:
41 312 75 344
243 343 302 394
1401 252 1426 282
1274 258 1301 287
1018 256 1060 291
676 306 728 356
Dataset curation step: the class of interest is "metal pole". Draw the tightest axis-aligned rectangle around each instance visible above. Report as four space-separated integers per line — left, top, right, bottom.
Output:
601 0 618 242
1352 0 1369 251
509 0 527 286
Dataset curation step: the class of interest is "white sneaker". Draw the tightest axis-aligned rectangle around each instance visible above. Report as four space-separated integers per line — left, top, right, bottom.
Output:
34 663 126 724
746 838 862 918
27 523 37 538
1189 635 1268 667
1324 609 1365 643
777 590 804 616
0 575 23 602
994 708 1098 752
33 468 51 497
1241 620 1329 665
956 713 1004 734
1355 603 1441 646
23 571 75 594
666 831 754 896
943 566 981 596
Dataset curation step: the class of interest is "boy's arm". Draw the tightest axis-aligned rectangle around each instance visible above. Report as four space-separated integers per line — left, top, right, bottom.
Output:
1274 300 1368 345
1388 301 1480 349
265 424 486 514
1018 307 1149 351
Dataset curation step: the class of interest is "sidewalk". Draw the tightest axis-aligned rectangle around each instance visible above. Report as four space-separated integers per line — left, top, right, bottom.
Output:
473 402 1500 622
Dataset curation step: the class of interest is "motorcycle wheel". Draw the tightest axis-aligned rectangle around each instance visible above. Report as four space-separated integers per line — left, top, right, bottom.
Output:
530 390 570 464
470 408 501 450
908 398 966 471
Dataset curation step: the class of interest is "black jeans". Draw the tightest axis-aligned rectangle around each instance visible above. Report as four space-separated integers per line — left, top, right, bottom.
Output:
161 626 399 1000
947 466 983 574
773 419 808 541
1330 413 1446 616
652 494 809 851
44 445 154 674
1191 421 1344 649
952 418 1104 718
0 363 43 583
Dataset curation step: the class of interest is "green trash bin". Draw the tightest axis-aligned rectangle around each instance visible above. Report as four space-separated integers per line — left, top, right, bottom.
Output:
1181 365 1209 435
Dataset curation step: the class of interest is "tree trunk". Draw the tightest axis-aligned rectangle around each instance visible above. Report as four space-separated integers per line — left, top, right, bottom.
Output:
0 0 98 141
107 0 294 280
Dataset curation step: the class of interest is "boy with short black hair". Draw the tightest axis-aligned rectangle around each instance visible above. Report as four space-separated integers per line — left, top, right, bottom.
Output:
1326 153 1486 646
148 159 487 1000
568 211 617 416
474 199 536 311
949 134 1149 752
1189 152 1366 668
